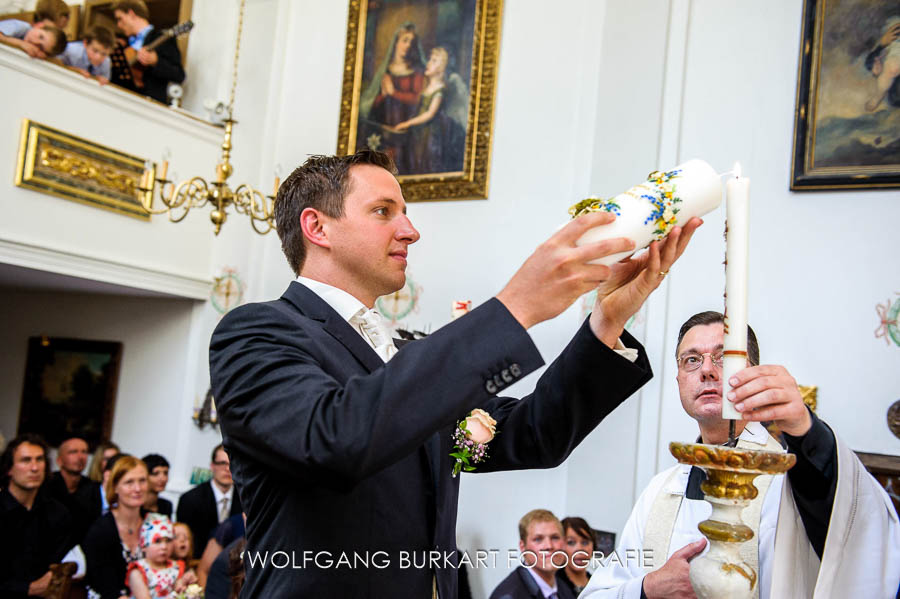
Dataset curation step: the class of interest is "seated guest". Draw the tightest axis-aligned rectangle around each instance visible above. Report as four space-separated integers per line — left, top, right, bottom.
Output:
88 441 119 483
0 18 66 58
490 509 575 599
0 434 74 598
34 0 70 29
557 516 595 596
205 536 245 599
112 0 185 103
142 453 173 517
83 455 150 599
172 522 194 562
126 514 197 599
100 452 126 514
60 25 114 84
197 513 245 587
176 444 242 558
43 436 101 545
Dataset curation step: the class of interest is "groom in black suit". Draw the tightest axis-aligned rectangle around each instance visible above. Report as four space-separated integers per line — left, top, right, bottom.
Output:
210 150 701 598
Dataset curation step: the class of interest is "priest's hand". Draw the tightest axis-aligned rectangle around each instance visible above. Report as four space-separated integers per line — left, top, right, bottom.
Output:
727 365 812 436
641 539 705 599
496 212 635 330
589 217 702 348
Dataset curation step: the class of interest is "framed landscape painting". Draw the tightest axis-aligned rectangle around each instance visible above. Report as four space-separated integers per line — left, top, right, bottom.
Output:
337 0 503 201
791 0 900 189
18 337 122 447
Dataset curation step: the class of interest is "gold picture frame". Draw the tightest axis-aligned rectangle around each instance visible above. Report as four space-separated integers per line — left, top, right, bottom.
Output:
15 119 153 220
790 0 900 190
336 0 503 201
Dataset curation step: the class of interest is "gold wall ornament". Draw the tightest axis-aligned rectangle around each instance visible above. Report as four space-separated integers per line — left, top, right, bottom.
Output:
15 119 151 220
138 0 277 235
798 384 817 412
336 0 503 202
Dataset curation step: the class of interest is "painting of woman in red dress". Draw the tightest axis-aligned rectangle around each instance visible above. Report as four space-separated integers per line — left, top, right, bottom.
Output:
358 22 427 174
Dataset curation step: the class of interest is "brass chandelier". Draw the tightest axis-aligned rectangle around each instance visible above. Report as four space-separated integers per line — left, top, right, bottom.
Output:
137 0 276 235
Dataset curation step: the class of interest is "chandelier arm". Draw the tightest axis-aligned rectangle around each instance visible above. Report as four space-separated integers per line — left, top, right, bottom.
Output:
167 177 210 223
138 186 173 215
233 184 272 219
249 215 274 235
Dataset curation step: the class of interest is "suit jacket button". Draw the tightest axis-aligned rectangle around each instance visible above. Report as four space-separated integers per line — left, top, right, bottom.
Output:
501 368 513 383
485 380 497 394
510 363 522 377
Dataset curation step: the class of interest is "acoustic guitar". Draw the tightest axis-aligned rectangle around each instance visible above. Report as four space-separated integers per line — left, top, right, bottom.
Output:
123 20 194 89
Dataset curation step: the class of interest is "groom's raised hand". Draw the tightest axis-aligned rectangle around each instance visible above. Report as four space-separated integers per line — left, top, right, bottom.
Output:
590 217 702 347
496 212 635 330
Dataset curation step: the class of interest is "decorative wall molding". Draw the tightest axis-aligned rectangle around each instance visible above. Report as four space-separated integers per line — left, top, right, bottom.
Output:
0 44 221 144
0 236 212 300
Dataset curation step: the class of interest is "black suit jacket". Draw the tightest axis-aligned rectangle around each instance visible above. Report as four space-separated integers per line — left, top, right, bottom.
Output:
42 472 101 545
137 28 185 104
489 566 576 599
209 282 652 598
176 481 242 558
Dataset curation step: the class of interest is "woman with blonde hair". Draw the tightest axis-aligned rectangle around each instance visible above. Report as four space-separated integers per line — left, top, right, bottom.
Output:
83 455 149 599
88 441 119 482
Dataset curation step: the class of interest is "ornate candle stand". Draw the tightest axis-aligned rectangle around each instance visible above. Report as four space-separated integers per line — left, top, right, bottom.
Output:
669 442 796 599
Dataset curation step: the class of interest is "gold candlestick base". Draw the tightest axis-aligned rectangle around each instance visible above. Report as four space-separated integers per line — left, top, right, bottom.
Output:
669 442 796 599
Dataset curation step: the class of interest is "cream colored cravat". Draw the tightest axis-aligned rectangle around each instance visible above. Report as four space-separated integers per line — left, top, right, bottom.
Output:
350 308 397 362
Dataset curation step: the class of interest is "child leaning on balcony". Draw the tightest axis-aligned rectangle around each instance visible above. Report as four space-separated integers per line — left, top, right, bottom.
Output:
60 24 114 84
0 18 66 59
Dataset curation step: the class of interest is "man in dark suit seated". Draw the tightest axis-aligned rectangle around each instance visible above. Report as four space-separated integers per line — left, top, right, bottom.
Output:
490 509 574 599
112 0 184 104
1 434 74 598
209 150 701 598
42 436 101 545
177 444 242 558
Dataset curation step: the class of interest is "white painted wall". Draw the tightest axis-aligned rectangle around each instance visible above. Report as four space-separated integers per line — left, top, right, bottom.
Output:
0 289 194 462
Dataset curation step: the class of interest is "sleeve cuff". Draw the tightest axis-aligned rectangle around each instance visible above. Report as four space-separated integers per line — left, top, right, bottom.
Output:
783 408 836 472
613 338 640 363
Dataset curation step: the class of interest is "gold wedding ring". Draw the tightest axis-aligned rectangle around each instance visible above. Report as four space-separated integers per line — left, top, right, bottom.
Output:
659 270 669 277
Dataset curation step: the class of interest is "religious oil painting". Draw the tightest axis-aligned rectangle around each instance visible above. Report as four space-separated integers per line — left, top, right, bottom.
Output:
792 0 900 189
18 337 122 447
337 0 503 201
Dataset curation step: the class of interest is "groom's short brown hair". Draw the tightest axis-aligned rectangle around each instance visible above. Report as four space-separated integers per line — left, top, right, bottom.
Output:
274 150 397 275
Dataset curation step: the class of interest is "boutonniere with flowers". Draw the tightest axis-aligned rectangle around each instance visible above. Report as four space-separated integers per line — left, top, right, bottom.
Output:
450 408 497 477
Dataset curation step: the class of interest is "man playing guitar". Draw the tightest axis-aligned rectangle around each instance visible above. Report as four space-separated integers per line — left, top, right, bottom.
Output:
113 0 185 104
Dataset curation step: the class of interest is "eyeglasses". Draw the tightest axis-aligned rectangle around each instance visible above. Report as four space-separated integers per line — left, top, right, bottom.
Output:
677 351 724 371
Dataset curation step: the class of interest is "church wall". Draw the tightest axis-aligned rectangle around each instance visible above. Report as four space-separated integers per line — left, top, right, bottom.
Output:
0 289 198 471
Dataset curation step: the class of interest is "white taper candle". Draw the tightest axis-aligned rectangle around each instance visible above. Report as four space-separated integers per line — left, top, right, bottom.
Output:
722 162 750 420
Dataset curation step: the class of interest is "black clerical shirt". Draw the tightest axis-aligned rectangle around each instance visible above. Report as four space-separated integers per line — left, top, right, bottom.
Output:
0 489 74 598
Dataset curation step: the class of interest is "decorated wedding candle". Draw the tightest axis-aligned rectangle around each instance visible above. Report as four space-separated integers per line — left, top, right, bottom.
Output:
571 159 723 265
722 163 749 420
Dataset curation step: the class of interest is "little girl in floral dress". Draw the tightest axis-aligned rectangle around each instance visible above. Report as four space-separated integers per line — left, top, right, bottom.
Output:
126 515 196 598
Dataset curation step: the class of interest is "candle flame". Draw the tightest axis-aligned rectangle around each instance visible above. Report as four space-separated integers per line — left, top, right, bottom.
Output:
733 162 742 178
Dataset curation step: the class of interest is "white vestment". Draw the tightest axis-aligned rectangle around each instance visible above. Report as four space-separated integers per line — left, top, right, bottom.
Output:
580 422 900 599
